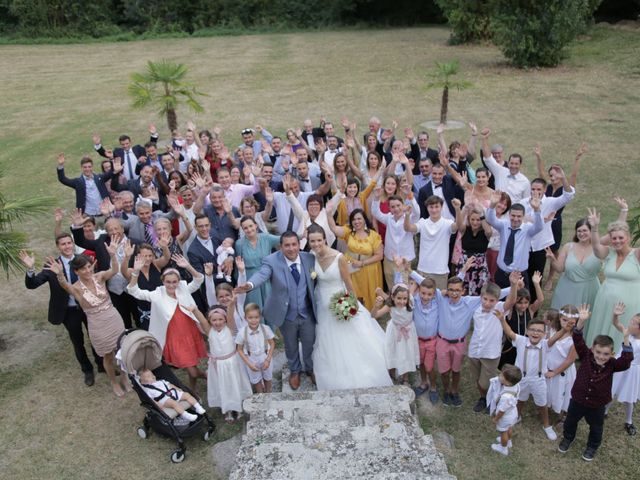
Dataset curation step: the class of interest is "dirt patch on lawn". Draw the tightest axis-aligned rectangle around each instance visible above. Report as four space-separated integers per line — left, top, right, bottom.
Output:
0 320 55 369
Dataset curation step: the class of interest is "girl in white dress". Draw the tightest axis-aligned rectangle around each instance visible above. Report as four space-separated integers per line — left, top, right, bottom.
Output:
545 305 578 424
197 304 252 423
373 283 420 384
610 304 640 436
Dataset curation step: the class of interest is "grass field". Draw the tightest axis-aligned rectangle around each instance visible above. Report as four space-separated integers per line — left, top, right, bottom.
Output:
1 25 639 479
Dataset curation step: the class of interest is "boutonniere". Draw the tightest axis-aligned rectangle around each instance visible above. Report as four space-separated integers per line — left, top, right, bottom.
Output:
310 269 317 280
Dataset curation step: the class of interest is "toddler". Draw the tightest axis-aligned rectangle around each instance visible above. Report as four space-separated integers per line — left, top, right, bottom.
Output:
487 364 523 456
139 369 206 422
216 237 235 282
236 303 276 393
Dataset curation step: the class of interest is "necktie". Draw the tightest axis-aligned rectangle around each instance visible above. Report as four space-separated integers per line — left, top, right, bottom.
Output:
286 208 295 232
65 258 78 283
290 263 300 284
144 223 155 245
504 228 519 266
126 151 134 179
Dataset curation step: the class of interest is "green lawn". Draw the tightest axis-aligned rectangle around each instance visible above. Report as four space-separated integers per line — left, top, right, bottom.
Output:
1 25 639 479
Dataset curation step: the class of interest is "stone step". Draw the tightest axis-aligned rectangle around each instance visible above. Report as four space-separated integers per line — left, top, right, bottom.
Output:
228 387 455 480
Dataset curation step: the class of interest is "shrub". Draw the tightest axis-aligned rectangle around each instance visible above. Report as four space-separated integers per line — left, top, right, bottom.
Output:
434 0 493 44
490 0 603 68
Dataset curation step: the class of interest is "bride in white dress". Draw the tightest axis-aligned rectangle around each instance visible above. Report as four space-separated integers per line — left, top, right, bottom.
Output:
307 225 392 390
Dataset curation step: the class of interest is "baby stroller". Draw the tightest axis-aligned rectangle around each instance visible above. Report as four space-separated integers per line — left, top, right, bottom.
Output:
117 329 216 463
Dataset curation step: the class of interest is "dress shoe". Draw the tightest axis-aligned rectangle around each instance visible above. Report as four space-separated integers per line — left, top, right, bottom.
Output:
306 371 316 386
84 371 95 387
289 372 300 390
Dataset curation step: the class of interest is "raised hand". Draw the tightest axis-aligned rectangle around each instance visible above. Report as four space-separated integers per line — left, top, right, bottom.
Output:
133 254 146 271
468 122 478 136
113 157 123 174
92 133 101 145
71 208 84 227
43 256 63 275
576 303 591 330
204 262 214 276
148 123 157 136
451 198 462 210
235 256 245 272
123 239 135 258
157 232 171 248
295 127 303 138
529 196 541 211
576 143 588 157
54 207 64 224
57 153 66 166
264 186 274 203
534 144 542 158
586 207 600 228
613 301 626 317
480 127 491 138
531 270 542 284
171 253 189 269
341 117 350 129
105 236 119 256
614 196 628 211
436 123 445 135
372 186 383 200
489 190 502 207
404 127 415 140
100 198 114 217
508 270 522 285
544 247 556 260
19 250 35 270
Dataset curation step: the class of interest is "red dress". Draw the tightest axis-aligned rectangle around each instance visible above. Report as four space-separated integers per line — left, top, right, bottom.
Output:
163 306 207 368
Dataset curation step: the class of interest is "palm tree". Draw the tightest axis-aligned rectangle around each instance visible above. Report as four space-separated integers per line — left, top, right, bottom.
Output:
425 60 473 125
0 171 54 276
128 60 207 132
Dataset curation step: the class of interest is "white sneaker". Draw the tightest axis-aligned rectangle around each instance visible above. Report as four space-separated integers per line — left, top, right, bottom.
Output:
491 443 509 456
496 436 513 448
544 426 557 440
181 411 197 422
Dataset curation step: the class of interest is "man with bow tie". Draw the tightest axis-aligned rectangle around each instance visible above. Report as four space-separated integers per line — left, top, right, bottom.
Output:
417 162 465 220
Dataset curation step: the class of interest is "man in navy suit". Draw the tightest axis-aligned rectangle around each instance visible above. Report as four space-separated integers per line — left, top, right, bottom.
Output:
417 163 465 220
236 231 317 390
56 153 110 216
92 126 159 181
21 234 103 386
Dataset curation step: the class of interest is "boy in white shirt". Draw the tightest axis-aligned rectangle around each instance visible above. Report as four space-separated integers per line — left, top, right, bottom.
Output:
404 195 460 290
468 273 519 413
499 312 558 440
487 364 523 456
236 303 276 393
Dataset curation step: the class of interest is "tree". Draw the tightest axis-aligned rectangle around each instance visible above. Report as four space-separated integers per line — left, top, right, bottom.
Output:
0 171 54 276
425 60 473 125
490 0 602 68
434 0 493 44
128 60 206 132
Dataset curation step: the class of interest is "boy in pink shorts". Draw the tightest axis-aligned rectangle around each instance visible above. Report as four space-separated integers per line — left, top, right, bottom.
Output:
412 267 511 407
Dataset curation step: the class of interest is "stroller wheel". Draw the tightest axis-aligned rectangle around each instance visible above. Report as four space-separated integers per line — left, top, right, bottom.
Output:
203 429 213 441
137 427 148 439
170 449 186 463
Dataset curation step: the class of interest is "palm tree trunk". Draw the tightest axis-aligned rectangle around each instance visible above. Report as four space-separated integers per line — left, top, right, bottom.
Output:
167 109 178 133
440 86 449 125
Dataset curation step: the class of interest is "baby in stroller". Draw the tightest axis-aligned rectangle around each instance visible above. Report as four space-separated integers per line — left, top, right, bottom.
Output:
139 369 206 422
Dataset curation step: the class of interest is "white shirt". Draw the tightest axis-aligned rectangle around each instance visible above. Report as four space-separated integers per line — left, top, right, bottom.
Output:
513 334 549 379
122 149 139 181
430 182 454 219
483 155 530 203
468 302 505 359
236 324 275 356
60 255 77 306
82 176 102 216
522 187 576 251
273 191 314 234
372 199 420 261
197 236 214 255
416 217 455 274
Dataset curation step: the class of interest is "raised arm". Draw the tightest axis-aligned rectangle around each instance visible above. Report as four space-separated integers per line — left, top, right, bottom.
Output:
326 206 347 238
587 208 609 259
467 122 478 156
529 271 544 314
569 143 587 188
545 245 568 274
404 211 418 234
496 309 516 342
534 144 546 180
97 238 121 283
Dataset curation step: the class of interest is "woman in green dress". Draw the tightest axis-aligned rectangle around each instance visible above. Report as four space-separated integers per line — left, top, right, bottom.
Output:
547 218 601 310
235 215 280 309
584 210 640 348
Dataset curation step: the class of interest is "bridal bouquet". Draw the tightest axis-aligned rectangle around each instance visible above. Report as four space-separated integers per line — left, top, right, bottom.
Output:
329 291 358 322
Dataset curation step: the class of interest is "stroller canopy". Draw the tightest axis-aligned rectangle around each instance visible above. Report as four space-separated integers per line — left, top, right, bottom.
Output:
119 330 163 374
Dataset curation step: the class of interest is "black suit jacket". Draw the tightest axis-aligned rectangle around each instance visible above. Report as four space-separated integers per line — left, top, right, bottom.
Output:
409 143 439 173
72 227 140 272
25 264 81 325
57 167 110 212
417 177 465 219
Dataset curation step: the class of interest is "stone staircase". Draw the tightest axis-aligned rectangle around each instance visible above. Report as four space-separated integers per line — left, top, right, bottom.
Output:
228 383 455 480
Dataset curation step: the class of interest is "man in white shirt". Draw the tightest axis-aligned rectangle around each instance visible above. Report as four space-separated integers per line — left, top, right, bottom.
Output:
481 128 530 203
372 191 420 287
404 195 461 290
522 170 576 301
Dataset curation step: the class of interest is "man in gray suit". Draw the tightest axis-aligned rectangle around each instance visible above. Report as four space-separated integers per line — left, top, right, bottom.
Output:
236 231 317 390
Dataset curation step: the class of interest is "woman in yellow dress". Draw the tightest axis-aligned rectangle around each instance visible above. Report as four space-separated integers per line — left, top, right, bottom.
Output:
327 207 384 311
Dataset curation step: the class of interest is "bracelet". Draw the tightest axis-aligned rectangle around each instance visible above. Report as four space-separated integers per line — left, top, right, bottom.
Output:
131 271 140 277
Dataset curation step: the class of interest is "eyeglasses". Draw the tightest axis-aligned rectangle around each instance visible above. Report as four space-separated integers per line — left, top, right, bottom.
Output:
241 128 254 135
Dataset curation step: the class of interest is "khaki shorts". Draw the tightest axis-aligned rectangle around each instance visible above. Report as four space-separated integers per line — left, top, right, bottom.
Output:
468 357 500 391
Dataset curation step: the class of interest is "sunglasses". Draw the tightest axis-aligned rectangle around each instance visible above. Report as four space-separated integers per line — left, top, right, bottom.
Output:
241 129 254 135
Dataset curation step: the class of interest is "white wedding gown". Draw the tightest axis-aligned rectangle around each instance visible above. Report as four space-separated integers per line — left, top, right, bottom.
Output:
312 253 392 390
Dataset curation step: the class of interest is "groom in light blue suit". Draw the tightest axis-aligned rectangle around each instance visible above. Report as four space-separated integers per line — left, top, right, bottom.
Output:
236 231 317 389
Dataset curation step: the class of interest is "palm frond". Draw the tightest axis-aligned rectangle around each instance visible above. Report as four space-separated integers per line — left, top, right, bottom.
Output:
0 196 56 229
0 231 28 276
